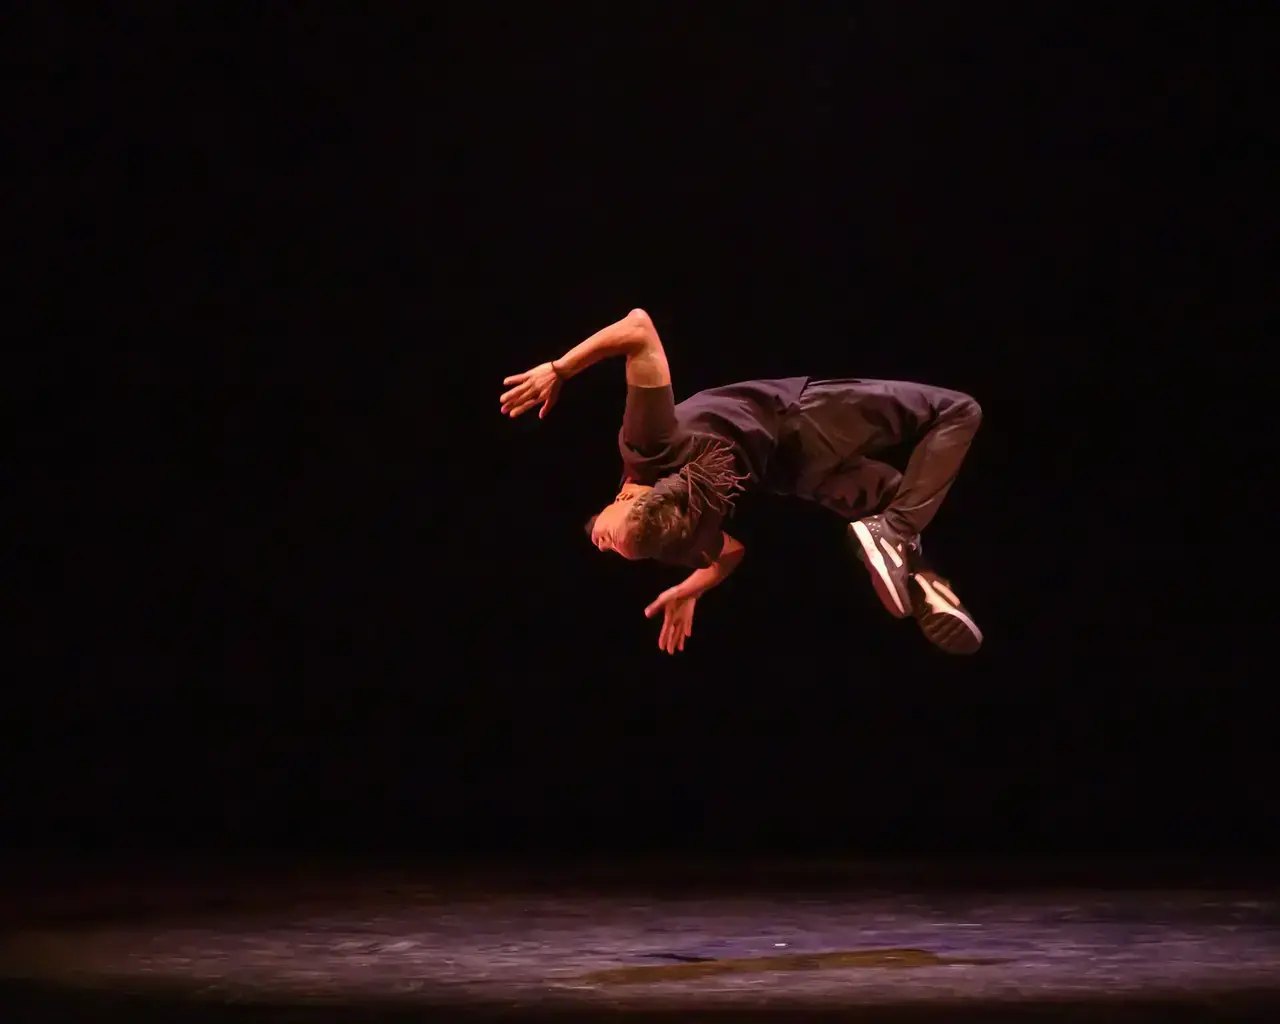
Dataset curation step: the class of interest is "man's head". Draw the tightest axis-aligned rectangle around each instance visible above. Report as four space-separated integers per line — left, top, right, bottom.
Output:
586 481 694 562
588 444 747 566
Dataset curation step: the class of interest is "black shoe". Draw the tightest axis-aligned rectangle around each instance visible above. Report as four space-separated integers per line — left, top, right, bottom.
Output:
909 555 983 655
848 515 917 619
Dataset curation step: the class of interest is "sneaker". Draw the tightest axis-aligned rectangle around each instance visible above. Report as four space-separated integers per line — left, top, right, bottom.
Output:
848 515 916 618
910 562 983 655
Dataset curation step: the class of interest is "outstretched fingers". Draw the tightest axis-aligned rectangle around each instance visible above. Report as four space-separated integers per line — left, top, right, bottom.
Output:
501 383 537 415
676 610 692 652
500 382 529 407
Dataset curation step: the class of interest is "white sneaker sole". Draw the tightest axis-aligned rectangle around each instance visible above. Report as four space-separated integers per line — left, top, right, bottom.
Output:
850 520 909 618
913 573 983 654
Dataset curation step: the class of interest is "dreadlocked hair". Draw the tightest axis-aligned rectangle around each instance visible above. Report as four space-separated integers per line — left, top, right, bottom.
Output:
626 441 748 561
627 488 691 560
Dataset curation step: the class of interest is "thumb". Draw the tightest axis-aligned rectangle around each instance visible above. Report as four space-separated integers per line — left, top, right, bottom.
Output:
645 589 677 618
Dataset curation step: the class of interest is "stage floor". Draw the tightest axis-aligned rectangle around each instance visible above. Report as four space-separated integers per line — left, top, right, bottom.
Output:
2 860 1278 1021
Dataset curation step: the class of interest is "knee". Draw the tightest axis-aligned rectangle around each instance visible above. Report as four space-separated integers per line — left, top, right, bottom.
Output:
951 394 982 428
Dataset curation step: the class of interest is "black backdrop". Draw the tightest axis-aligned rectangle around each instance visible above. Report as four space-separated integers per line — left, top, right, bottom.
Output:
9 7 1267 860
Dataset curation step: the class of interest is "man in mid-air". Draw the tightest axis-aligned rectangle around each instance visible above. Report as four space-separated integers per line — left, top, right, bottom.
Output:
500 309 984 656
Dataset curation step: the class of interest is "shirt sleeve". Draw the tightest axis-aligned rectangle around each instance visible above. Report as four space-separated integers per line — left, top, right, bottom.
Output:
690 522 726 567
621 384 679 456
661 515 726 569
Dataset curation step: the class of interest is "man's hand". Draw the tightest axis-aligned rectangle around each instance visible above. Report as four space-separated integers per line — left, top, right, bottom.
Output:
500 362 563 419
645 588 696 655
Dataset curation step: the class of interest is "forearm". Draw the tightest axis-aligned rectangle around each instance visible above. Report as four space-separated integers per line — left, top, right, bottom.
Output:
673 536 746 600
553 309 661 381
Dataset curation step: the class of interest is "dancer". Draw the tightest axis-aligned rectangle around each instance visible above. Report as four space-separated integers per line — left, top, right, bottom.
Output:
500 309 984 655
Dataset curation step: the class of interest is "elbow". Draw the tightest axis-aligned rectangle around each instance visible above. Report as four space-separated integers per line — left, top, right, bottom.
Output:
627 308 657 345
621 309 670 387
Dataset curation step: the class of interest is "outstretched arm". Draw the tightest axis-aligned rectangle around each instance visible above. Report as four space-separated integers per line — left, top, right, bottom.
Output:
500 309 670 418
645 533 746 613
644 532 746 655
555 308 671 388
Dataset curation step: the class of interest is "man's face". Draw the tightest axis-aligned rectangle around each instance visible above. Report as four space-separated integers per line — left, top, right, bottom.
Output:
588 485 650 559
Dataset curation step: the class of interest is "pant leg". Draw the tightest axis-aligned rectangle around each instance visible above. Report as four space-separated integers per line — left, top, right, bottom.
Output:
876 383 981 536
809 457 902 521
784 379 981 535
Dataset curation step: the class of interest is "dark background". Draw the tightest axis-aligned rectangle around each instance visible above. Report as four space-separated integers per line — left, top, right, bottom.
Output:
9 7 1267 861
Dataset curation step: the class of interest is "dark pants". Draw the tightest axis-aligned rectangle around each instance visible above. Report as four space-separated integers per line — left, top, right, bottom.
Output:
776 378 982 535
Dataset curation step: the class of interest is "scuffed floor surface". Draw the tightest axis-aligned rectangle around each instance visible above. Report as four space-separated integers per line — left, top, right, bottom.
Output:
1 861 1279 1021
